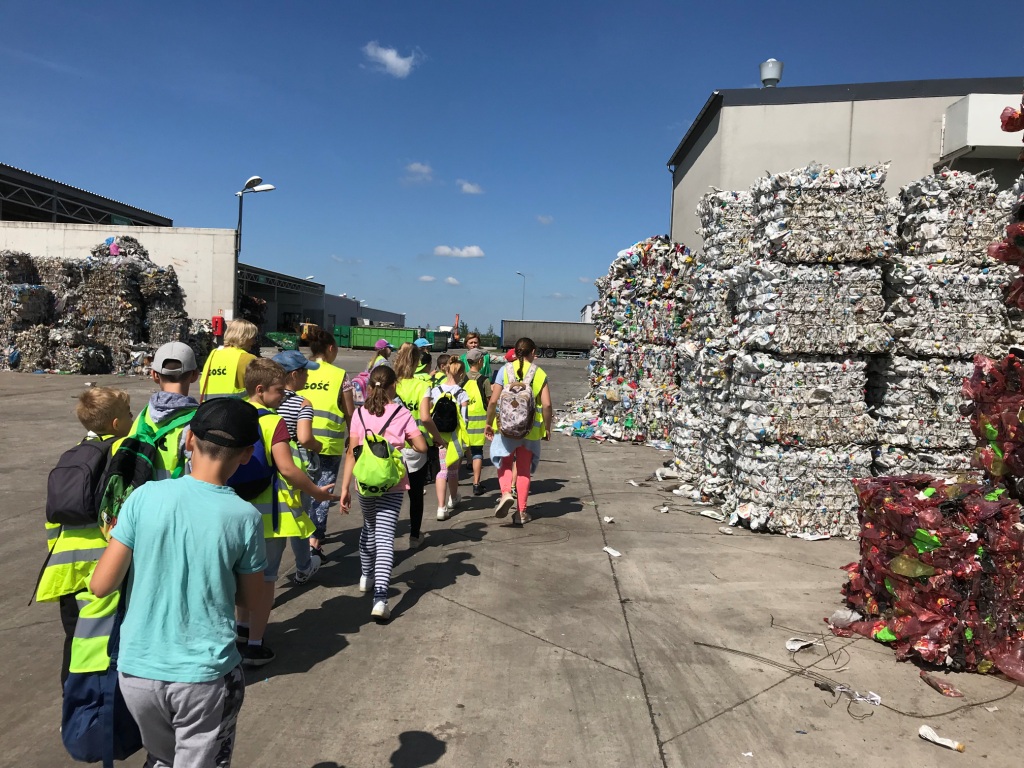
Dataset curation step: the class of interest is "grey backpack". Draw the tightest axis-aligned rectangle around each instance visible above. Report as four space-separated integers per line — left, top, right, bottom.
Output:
497 363 537 439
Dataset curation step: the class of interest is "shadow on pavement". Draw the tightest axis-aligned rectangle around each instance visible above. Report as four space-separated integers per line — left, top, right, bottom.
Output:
389 730 446 767
390 552 481 622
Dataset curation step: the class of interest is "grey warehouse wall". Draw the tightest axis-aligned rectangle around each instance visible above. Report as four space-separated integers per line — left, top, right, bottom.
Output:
0 221 235 320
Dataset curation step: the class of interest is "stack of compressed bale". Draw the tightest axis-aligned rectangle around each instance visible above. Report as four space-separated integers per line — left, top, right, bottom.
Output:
987 172 1024 309
869 356 979 476
838 473 1024 682
885 170 1018 359
727 352 874 537
876 169 1019 475
1 237 194 374
669 192 753 501
961 353 1024 484
669 344 704 488
587 235 694 443
724 164 893 538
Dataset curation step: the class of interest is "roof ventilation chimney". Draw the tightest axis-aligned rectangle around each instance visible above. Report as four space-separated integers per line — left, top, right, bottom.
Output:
760 58 783 88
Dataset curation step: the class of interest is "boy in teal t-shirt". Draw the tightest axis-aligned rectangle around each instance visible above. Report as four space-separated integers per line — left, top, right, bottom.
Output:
91 399 267 768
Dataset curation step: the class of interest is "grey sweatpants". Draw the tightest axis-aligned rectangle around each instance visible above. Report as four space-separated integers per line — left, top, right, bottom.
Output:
119 665 245 768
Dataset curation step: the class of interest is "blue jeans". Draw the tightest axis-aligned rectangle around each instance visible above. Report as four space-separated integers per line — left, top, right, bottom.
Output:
307 453 342 541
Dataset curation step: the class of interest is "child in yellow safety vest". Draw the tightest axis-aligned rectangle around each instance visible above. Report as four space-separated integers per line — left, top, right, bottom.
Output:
38 387 134 688
463 348 492 496
235 359 340 667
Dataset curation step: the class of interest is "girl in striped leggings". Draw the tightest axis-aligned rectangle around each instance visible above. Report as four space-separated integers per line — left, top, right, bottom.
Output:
340 366 428 620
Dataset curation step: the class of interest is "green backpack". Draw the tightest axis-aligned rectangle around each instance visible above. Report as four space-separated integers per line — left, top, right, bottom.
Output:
97 406 196 536
352 407 406 497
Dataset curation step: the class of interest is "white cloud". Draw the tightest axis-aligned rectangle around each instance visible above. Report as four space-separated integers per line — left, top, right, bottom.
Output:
444 276 461 286
418 275 436 282
433 245 485 258
403 162 433 183
578 276 592 284
537 215 554 225
547 292 573 300
362 41 419 79
457 179 484 195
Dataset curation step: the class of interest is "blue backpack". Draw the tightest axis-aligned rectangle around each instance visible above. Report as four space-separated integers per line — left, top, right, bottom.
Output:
61 593 143 767
226 408 280 530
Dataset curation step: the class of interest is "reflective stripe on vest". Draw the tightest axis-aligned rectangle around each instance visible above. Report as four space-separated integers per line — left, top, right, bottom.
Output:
36 524 108 603
298 362 348 456
200 347 247 400
68 590 120 674
502 364 548 440
253 413 316 540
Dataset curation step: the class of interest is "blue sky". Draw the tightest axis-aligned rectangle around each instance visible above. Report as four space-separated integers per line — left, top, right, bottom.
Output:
1 1 1017 331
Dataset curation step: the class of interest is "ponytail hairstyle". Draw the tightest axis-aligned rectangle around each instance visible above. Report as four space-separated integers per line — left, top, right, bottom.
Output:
363 365 397 417
446 357 467 386
309 328 338 359
514 337 536 379
391 342 419 380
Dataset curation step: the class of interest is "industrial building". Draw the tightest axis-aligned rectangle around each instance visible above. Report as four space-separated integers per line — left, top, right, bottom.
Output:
668 77 1024 246
0 163 404 334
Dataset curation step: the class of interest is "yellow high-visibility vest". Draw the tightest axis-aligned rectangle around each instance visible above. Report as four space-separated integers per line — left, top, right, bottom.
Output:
252 412 316 539
396 378 432 445
298 361 348 456
463 378 487 448
199 347 248 401
68 590 120 674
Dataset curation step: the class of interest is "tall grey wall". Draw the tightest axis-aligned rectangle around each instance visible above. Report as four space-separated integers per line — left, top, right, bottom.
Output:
0 221 235 320
671 95 1020 248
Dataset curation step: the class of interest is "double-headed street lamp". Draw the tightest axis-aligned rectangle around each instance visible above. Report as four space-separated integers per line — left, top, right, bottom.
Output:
515 271 526 320
234 175 275 312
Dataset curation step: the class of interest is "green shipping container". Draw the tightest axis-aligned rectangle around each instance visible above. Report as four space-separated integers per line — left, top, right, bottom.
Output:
332 325 351 348
349 326 416 350
266 332 299 351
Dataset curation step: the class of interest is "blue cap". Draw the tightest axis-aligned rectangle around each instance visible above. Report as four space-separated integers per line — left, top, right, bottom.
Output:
272 350 320 372
414 338 431 348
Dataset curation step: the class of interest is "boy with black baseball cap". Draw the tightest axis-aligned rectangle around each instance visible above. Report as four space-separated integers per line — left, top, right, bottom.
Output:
91 398 268 768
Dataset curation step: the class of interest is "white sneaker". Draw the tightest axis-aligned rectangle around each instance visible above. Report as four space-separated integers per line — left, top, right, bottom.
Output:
409 534 425 549
494 493 514 519
437 506 449 521
371 601 391 620
359 575 373 593
446 494 459 512
292 552 322 585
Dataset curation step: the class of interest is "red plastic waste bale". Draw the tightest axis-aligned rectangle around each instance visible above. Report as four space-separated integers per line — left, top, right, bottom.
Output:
838 474 1024 680
961 353 1024 480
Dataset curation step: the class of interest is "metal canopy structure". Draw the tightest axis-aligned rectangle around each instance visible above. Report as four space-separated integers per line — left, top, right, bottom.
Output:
0 163 172 226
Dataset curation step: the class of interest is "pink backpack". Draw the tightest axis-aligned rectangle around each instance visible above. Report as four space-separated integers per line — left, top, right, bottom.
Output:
351 371 371 407
497 363 537 439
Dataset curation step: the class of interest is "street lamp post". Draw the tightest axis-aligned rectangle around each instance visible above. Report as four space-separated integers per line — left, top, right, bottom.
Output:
515 271 526 320
234 175 276 313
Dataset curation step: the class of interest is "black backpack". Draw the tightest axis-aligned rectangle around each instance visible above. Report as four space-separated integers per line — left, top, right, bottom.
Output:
431 392 459 433
46 438 114 526
97 406 196 535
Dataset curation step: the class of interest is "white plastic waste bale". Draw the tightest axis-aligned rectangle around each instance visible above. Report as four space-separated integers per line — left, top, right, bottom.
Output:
868 356 974 451
884 263 1024 359
872 444 981 477
899 169 1011 267
751 163 896 265
697 190 753 270
728 353 877 448
727 442 872 539
694 348 735 499
733 261 892 355
687 264 743 349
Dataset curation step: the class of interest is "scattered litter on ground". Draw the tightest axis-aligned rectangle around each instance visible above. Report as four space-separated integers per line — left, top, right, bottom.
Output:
918 725 965 752
602 516 615 524
699 509 726 522
786 638 818 653
718 526 734 535
602 546 621 557
919 671 964 698
985 706 999 712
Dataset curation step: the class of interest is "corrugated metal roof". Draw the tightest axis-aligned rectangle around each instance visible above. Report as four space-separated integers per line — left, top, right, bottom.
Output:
0 162 170 222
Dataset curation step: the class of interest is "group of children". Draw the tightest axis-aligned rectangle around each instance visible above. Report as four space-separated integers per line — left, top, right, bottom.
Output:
40 333 552 767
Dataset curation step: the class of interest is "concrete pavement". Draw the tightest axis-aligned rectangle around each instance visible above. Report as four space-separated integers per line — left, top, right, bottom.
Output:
1 355 1020 766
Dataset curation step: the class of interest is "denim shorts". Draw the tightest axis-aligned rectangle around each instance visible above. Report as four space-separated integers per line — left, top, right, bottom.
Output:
263 538 287 582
